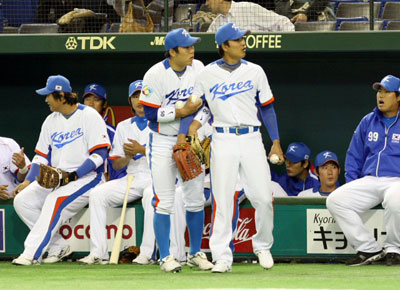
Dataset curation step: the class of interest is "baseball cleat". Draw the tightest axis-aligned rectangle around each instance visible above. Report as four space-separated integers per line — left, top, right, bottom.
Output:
132 255 157 265
386 253 400 266
43 245 72 264
345 250 386 266
160 255 182 273
78 255 109 265
211 261 232 273
187 252 214 270
12 256 39 266
257 250 274 269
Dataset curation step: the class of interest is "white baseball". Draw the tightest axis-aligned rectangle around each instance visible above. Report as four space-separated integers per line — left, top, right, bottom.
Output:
190 95 200 104
175 101 185 109
269 154 279 164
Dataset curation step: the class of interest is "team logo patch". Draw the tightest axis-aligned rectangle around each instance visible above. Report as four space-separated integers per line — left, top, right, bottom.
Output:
0 209 5 253
51 128 84 149
210 81 254 101
142 86 153 97
392 133 400 143
55 85 62 91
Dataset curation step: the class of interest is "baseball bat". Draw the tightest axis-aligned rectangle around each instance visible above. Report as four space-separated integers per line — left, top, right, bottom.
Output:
109 174 134 264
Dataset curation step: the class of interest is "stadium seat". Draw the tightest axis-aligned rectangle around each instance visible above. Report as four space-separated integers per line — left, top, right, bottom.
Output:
199 22 211 32
109 23 121 32
294 21 336 31
335 16 368 30
336 2 380 19
18 23 59 34
2 26 19 33
385 20 400 29
171 22 198 32
339 21 383 30
381 2 400 19
174 4 198 22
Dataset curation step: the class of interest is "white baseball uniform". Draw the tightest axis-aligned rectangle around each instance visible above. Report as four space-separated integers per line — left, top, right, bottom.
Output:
139 58 205 215
13 104 110 261
0 137 31 198
193 59 275 266
88 116 155 260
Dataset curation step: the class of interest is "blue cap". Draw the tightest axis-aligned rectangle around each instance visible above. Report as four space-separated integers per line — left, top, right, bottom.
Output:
373 75 400 92
285 142 311 163
315 150 339 168
129 80 143 96
215 22 250 46
165 28 200 51
83 83 107 100
36 75 72 95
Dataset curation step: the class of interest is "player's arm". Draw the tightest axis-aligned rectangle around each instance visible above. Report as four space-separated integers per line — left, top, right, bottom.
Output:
112 138 146 170
12 147 31 182
344 121 367 183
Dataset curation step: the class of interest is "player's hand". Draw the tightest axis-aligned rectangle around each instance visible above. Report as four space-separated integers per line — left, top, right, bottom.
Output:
123 139 144 157
188 120 202 137
12 147 26 169
177 99 203 118
13 180 31 197
269 140 284 165
291 13 307 23
0 185 10 200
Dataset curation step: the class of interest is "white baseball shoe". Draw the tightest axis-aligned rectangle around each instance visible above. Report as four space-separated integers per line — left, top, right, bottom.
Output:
257 250 274 269
12 255 39 266
187 252 214 270
43 245 72 264
211 261 232 273
132 255 157 265
78 255 109 265
160 255 182 273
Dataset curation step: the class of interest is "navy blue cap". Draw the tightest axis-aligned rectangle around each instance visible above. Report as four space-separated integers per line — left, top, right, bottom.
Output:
83 83 107 100
165 28 200 51
215 22 250 46
285 142 311 163
36 75 72 95
129 80 143 96
373 75 400 92
315 150 339 168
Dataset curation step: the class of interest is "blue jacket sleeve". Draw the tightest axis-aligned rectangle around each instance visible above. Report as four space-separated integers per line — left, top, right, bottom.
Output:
345 120 367 183
259 104 280 141
143 106 158 122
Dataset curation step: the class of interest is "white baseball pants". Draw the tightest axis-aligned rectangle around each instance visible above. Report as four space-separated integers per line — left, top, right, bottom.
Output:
327 176 400 254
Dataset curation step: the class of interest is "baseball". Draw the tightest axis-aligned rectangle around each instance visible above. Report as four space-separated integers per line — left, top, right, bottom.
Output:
190 95 200 104
175 101 185 109
269 154 279 164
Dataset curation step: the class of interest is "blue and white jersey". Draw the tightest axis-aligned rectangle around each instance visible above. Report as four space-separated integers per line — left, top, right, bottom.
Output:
109 116 151 177
193 59 274 128
345 107 400 182
34 104 110 172
139 58 204 136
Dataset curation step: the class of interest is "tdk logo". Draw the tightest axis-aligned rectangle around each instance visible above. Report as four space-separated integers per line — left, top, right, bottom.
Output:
65 36 116 50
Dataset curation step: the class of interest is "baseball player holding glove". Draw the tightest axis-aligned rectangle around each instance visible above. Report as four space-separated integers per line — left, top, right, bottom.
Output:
184 22 284 272
327 75 400 266
12 75 111 265
139 29 213 273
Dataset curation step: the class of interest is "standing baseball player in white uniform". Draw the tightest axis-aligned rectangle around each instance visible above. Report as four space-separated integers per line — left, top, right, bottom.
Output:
139 28 213 273
327 75 400 266
188 22 284 272
78 80 157 265
12 75 110 265
0 137 30 200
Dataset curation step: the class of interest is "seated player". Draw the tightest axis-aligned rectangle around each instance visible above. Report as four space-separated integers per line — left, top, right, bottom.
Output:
298 150 340 197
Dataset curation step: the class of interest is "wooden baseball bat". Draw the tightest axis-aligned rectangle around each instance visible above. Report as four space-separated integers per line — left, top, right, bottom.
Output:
109 174 134 264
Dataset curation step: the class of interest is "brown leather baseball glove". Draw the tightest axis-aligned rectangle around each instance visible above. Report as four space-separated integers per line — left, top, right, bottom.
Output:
172 143 203 181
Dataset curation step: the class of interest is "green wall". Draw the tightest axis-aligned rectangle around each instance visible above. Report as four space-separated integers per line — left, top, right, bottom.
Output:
1 32 399 182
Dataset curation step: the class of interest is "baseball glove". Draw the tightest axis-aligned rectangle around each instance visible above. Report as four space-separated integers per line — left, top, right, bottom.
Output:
201 137 211 169
36 164 63 189
186 135 205 164
172 143 203 181
119 245 140 264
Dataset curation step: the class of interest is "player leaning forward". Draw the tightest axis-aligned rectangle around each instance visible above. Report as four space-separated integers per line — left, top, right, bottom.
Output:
139 29 214 272
327 75 400 266
188 22 284 272
12 75 111 265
